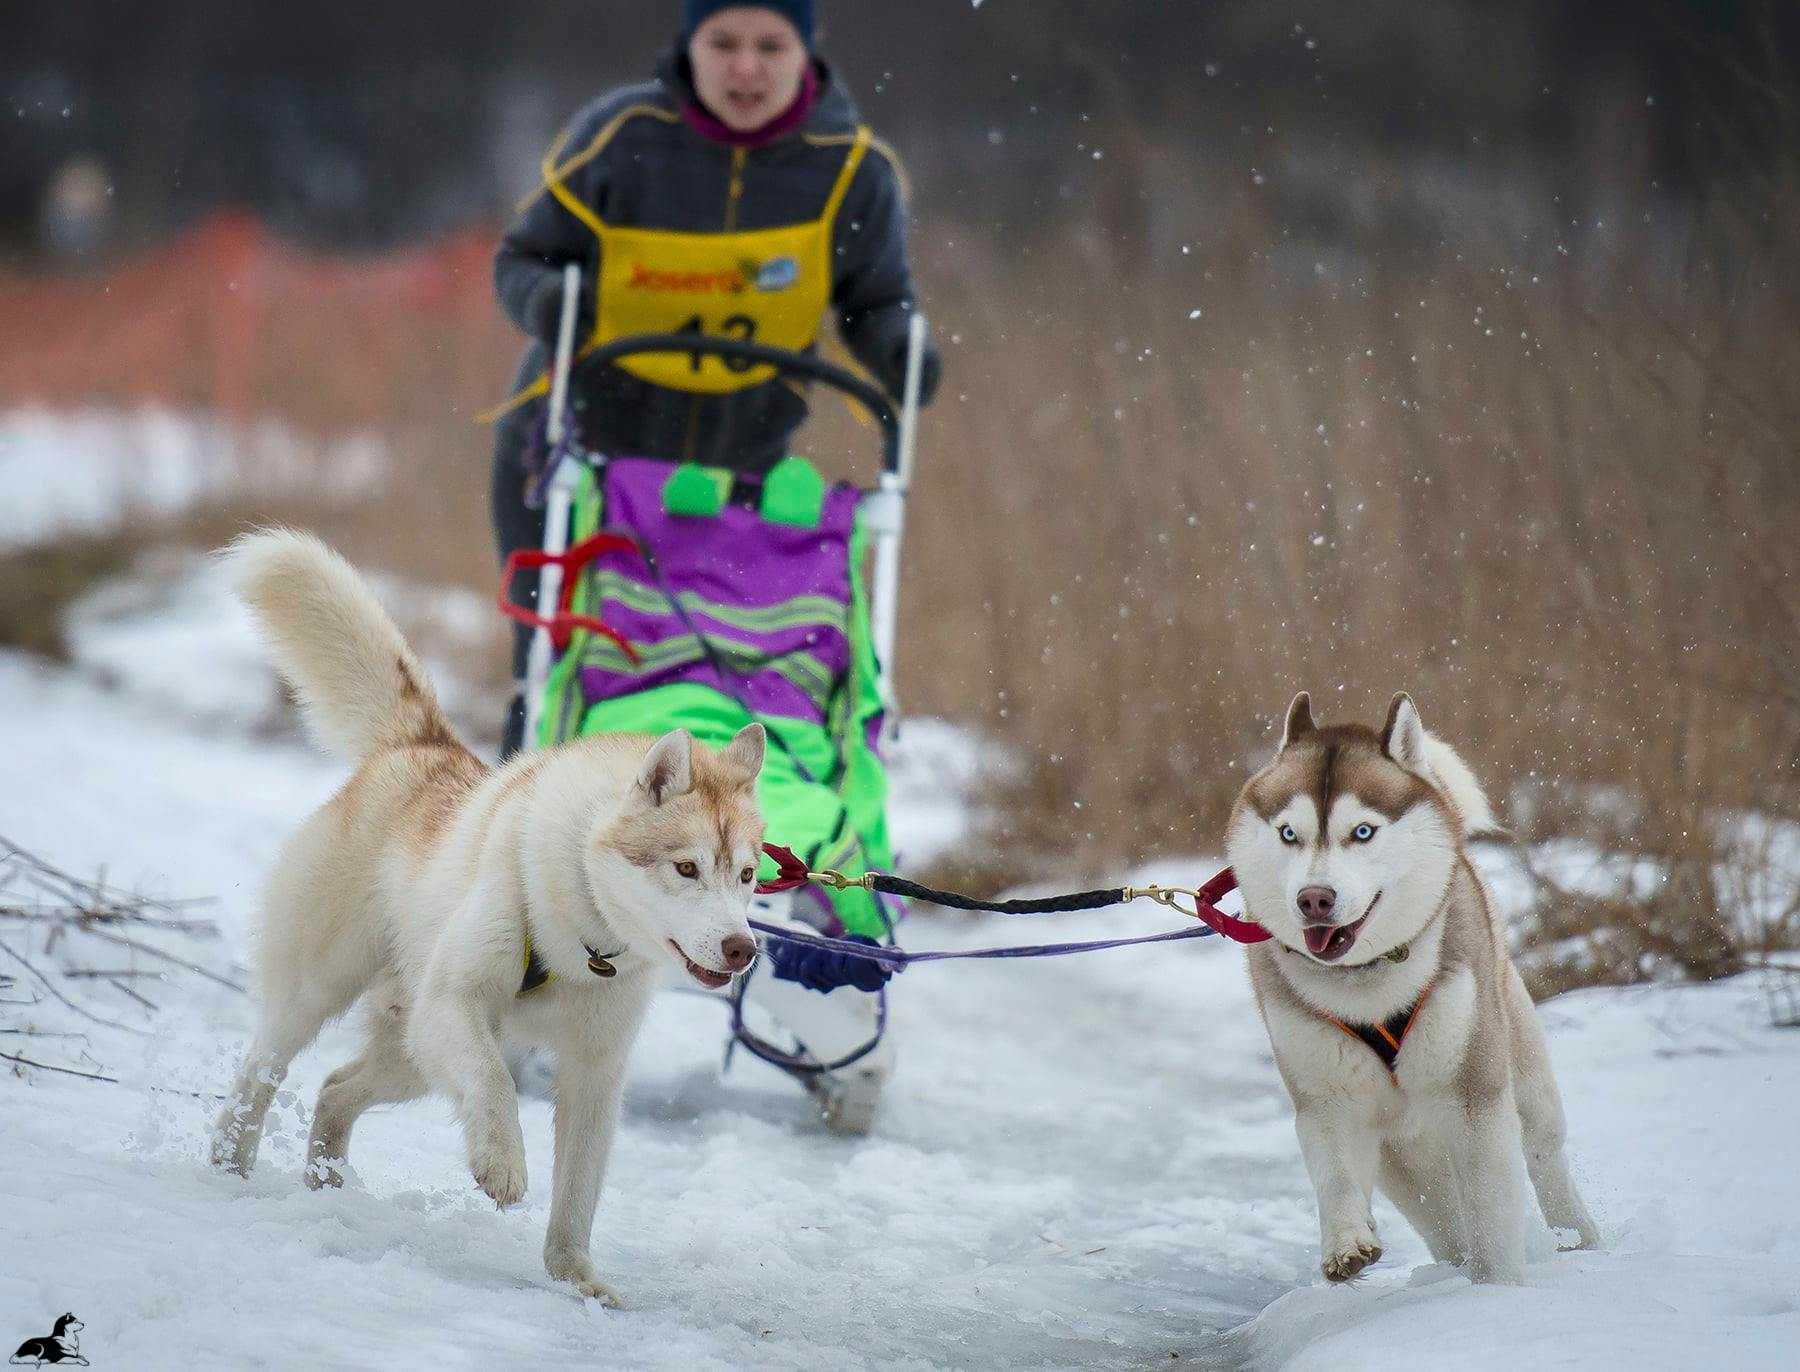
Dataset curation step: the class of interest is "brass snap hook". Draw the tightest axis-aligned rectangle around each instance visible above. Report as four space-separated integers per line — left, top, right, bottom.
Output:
811 868 875 893
1124 884 1204 920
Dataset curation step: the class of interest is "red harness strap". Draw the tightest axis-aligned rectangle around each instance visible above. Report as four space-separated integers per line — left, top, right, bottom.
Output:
1188 868 1271 944
1327 980 1435 1076
757 842 813 895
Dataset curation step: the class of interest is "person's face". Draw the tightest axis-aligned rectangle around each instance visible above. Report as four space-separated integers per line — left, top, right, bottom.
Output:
687 7 809 131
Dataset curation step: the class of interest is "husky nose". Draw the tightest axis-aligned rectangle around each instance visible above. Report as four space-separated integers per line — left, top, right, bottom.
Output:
720 934 757 972
1297 886 1338 922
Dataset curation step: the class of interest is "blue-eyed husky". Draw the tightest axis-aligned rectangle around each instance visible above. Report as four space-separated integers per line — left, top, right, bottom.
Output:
1226 692 1601 1284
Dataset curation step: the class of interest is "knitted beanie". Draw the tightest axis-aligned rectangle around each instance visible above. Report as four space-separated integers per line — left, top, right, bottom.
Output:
684 0 816 48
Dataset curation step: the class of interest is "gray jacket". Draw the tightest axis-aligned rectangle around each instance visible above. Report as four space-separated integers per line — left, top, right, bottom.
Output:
494 48 934 473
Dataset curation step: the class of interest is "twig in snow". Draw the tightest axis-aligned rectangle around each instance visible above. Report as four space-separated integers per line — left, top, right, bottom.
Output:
0 939 149 1036
0 906 220 935
75 926 245 995
108 978 160 1014
64 969 167 979
1 1051 120 1084
0 1051 228 1100
0 1028 89 1038
0 834 220 929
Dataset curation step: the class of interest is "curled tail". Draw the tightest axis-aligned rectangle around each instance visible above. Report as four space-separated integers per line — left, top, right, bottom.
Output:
222 529 457 760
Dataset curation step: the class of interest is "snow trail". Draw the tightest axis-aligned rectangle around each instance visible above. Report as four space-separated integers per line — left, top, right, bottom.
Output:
2 571 1796 1369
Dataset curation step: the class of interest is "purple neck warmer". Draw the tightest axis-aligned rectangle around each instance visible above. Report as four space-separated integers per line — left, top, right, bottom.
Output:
682 65 819 149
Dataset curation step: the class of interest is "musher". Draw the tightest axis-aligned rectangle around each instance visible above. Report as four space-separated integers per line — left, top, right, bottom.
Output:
487 0 939 1132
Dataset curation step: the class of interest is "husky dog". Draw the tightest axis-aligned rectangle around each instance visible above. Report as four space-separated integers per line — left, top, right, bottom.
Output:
1226 692 1600 1284
209 530 766 1304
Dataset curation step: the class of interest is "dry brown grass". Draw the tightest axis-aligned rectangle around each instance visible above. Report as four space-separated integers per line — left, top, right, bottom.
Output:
885 208 1798 895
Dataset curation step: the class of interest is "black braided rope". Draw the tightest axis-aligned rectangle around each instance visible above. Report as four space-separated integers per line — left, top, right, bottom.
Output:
864 874 1130 915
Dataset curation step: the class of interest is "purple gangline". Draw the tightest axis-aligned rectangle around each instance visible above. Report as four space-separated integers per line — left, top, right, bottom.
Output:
747 919 1216 969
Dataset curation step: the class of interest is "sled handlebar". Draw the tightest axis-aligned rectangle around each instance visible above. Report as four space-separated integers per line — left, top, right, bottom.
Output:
573 333 902 474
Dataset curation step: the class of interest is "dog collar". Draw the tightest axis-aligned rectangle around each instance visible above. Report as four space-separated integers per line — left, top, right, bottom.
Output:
518 935 624 995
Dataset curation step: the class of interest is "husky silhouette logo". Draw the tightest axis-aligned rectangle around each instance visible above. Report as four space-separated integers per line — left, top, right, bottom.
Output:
10 1313 88 1366
750 255 800 292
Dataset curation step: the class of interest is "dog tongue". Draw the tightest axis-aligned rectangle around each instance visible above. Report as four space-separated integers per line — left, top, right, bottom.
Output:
1304 924 1342 958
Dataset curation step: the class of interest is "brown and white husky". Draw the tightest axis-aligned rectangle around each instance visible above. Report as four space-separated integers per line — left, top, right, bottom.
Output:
1226 692 1601 1284
209 530 767 1305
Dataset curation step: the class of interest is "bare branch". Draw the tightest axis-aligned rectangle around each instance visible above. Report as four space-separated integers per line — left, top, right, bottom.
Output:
0 940 150 1036
63 969 169 979
75 927 246 995
0 834 220 927
108 978 161 1015
1 1051 121 1084
0 1051 228 1100
0 1028 89 1039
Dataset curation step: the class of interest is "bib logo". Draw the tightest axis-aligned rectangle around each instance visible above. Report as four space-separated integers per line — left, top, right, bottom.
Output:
623 257 800 295
751 256 800 292
627 263 747 294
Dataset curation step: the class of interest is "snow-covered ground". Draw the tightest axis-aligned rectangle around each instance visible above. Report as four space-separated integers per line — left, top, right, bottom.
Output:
3 560 1798 1370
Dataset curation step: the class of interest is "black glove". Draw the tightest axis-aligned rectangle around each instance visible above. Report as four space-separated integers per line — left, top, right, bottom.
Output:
527 270 593 348
882 334 941 407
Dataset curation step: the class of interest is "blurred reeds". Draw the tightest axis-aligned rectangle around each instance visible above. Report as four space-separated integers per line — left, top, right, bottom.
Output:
3 167 1795 986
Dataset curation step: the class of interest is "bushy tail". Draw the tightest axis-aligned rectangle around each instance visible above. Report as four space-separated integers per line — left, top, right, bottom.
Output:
1421 734 1499 835
222 529 456 760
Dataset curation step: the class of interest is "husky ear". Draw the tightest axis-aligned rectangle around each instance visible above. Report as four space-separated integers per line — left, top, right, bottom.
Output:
1382 692 1428 772
720 722 766 784
1280 692 1315 750
637 729 694 806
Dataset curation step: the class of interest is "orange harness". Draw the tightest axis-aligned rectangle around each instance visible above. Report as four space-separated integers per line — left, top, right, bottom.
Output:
1326 980 1435 1076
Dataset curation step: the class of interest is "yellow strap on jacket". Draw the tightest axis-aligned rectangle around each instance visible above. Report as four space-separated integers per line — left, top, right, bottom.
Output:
483 121 869 418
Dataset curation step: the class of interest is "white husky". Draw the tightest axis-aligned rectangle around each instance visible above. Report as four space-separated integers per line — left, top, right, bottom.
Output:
1226 692 1601 1284
209 530 767 1304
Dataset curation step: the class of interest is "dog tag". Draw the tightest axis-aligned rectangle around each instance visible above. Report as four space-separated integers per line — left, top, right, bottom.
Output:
587 954 618 978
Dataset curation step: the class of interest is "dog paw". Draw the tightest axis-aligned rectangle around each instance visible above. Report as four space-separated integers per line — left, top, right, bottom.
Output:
1322 1222 1383 1282
546 1249 623 1306
470 1138 528 1208
209 1132 254 1178
1555 1221 1603 1253
304 1150 346 1191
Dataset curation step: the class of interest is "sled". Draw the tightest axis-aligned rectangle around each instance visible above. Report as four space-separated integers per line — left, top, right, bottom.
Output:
502 264 928 948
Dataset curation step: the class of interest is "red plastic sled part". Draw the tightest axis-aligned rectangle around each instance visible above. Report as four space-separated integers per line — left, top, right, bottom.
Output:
497 531 642 661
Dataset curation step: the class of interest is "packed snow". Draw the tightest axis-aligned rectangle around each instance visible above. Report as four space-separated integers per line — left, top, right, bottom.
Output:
3 558 1797 1370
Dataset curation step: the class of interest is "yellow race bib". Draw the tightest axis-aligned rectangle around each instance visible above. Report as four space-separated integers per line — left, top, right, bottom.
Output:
554 125 867 396
589 219 829 393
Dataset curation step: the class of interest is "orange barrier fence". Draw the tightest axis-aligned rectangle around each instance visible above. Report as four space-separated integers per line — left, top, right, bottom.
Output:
0 213 520 430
